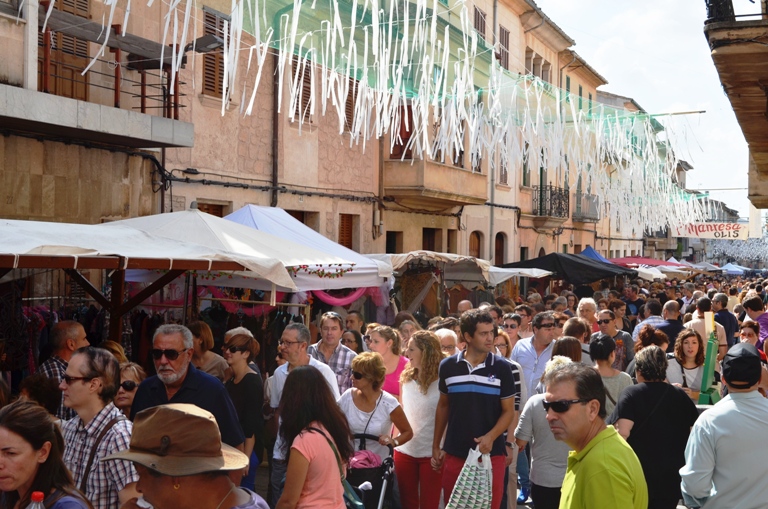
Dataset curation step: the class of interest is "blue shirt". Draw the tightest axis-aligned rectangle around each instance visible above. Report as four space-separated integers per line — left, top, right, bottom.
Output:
438 351 516 459
511 337 553 398
680 391 768 509
131 364 245 447
715 309 739 347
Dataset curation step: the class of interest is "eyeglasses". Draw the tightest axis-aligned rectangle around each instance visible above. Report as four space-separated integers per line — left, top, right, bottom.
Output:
502 323 518 329
597 319 613 325
120 380 138 391
151 349 186 361
537 323 555 329
440 345 456 352
494 344 507 350
278 340 300 347
542 398 590 413
224 345 247 354
62 375 93 385
352 371 364 380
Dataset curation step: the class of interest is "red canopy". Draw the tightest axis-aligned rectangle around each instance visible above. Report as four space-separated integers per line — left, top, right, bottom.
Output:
610 256 686 267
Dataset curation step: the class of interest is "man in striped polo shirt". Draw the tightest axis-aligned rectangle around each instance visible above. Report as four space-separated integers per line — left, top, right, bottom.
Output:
432 309 518 509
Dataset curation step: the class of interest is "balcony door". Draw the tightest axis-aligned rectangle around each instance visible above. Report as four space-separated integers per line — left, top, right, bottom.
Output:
37 0 90 100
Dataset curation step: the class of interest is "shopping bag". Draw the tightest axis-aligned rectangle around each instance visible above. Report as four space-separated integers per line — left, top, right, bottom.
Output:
446 446 493 509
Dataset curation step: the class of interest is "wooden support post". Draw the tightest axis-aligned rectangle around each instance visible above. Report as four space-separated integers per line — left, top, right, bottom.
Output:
64 269 111 309
116 269 184 315
140 70 147 113
173 70 180 120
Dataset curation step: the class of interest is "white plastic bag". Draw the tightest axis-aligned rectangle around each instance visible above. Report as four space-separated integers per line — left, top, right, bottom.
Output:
446 446 493 509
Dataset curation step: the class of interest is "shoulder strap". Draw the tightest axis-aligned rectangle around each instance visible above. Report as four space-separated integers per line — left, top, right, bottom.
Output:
604 386 617 406
79 416 126 493
679 360 688 388
307 426 345 480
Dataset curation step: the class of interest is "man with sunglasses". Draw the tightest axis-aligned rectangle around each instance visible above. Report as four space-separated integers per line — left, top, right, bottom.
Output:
544 363 647 509
60 346 140 509
269 323 340 506
130 324 245 450
432 309 518 509
591 309 634 371
512 311 556 398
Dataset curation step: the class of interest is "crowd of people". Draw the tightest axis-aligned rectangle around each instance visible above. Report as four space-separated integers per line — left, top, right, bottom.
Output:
2 275 768 509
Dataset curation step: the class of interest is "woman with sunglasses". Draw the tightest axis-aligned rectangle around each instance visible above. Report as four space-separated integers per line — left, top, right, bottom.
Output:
223 333 264 491
337 352 413 463
608 346 698 509
501 313 521 349
0 399 93 509
114 362 146 419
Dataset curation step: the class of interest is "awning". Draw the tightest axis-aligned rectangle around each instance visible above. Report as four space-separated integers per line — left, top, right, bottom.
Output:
611 256 685 267
502 253 637 285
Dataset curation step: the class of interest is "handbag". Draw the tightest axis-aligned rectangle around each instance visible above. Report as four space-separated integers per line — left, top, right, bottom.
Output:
446 446 493 509
308 427 365 509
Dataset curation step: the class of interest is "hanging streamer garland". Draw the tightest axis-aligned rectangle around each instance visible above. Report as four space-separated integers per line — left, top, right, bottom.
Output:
61 0 706 232
710 238 768 265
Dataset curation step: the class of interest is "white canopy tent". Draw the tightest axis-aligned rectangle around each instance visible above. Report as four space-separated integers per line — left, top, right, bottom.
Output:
635 266 667 281
225 205 392 290
720 263 745 275
692 262 722 272
108 210 359 291
0 218 299 288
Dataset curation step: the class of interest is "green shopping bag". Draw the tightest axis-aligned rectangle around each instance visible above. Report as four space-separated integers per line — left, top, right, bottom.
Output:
446 446 493 509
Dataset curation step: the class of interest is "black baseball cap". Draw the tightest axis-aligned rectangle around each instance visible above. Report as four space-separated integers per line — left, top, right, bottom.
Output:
722 343 762 389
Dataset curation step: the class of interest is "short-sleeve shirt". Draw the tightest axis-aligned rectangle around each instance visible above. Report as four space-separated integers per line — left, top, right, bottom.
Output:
666 358 703 390
130 364 245 447
514 394 570 488
511 338 553 398
61 403 139 509
198 352 230 382
337 389 400 461
226 372 264 441
291 424 346 509
607 382 699 502
382 356 408 397
438 351 516 459
308 341 357 393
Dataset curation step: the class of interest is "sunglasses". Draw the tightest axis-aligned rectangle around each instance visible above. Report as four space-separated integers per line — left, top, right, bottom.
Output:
352 371 364 380
597 319 613 325
363 335 371 343
537 323 555 329
502 323 518 329
224 345 247 354
151 348 186 361
62 375 93 385
542 398 590 413
120 380 138 391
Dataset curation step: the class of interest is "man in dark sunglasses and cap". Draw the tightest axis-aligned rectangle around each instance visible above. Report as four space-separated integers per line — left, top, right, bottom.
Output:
680 343 768 509
543 363 647 509
130 324 245 451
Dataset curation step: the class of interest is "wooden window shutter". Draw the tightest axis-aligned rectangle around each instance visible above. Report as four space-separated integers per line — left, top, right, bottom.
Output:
197 203 224 217
469 231 481 258
345 75 358 131
203 11 226 97
292 55 313 122
474 8 486 40
338 214 354 249
499 27 509 70
390 105 413 159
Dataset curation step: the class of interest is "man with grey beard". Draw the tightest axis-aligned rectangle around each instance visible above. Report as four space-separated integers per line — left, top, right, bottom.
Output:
130 324 244 449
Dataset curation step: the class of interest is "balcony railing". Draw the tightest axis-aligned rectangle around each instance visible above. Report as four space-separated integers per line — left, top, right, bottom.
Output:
532 185 569 218
572 192 600 222
704 0 767 23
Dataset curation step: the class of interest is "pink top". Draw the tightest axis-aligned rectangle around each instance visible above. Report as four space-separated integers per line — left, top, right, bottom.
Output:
291 423 346 509
382 356 409 397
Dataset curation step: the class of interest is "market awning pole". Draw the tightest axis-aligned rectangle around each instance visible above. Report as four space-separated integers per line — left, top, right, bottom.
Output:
108 267 126 343
182 272 191 325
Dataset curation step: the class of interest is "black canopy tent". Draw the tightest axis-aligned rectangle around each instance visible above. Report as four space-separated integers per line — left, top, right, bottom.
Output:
501 253 638 286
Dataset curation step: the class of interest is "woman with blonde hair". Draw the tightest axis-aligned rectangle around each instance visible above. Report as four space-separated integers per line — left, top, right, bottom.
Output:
189 321 230 382
367 325 409 398
100 341 128 363
115 362 147 418
395 331 443 509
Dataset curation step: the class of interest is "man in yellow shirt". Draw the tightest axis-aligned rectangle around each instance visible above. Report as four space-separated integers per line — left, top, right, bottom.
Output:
543 363 647 509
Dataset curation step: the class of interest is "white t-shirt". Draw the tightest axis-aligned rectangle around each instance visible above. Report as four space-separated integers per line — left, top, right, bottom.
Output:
337 389 400 461
396 379 439 458
271 357 340 461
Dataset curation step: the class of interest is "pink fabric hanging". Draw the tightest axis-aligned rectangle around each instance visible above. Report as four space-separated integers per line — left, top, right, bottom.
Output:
311 287 367 306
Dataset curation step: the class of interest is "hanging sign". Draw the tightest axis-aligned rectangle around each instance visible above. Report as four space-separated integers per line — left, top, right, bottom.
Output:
673 222 749 240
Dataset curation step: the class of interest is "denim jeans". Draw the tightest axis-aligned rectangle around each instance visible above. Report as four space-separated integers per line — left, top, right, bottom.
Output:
517 447 530 491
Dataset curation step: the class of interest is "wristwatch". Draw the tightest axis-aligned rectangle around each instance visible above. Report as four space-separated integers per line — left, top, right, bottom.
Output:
505 441 514 448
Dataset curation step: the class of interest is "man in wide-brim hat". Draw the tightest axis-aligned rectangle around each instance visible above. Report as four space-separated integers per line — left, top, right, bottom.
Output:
103 404 268 509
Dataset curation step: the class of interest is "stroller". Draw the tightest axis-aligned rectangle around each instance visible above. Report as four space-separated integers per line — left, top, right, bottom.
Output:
346 433 395 509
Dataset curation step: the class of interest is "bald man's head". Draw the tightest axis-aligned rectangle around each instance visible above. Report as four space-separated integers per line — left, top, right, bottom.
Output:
457 300 473 313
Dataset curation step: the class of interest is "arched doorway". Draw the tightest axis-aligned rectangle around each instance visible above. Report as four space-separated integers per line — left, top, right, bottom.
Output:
538 247 546 258
469 231 483 258
494 232 506 266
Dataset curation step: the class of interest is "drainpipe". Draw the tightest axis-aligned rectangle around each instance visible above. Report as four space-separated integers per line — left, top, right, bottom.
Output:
271 52 280 207
489 0 498 262
522 11 545 34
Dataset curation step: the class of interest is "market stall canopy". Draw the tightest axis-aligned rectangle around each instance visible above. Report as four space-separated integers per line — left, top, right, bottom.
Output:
692 262 722 272
368 251 552 286
579 246 612 264
108 210 358 291
634 266 666 281
720 263 745 275
610 256 685 267
501 253 638 285
224 205 392 290
0 218 297 289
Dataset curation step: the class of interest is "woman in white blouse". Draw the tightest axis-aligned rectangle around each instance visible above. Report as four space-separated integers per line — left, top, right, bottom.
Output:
666 329 704 401
395 331 443 509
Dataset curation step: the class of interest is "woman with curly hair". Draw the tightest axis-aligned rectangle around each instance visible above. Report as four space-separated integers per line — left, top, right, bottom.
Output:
395 331 443 509
666 330 705 401
0 399 93 509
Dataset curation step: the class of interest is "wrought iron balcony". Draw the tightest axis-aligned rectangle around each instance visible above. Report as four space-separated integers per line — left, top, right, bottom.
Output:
532 185 569 218
572 192 600 222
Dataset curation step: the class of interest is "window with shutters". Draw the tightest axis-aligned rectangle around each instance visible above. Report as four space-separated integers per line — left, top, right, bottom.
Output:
499 134 509 184
578 84 583 110
447 230 458 254
338 214 357 250
344 75 358 131
565 76 571 103
390 105 413 159
474 7 486 41
499 27 509 70
37 0 89 100
203 9 229 97
291 54 314 123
